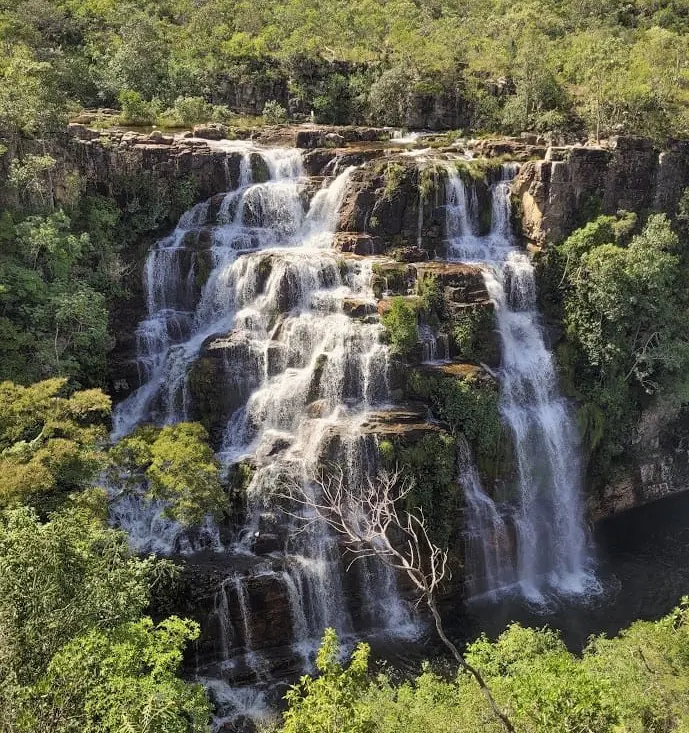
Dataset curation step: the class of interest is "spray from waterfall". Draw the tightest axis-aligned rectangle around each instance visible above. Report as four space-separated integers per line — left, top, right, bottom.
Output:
445 163 596 602
110 143 417 723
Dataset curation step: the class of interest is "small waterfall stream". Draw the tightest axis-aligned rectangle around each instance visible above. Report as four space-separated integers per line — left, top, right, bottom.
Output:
446 165 597 602
110 143 416 723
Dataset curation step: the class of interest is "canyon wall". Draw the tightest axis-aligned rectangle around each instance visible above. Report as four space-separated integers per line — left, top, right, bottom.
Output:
30 124 689 528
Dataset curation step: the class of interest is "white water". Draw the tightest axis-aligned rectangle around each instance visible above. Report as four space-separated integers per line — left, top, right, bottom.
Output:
446 164 596 602
110 145 416 721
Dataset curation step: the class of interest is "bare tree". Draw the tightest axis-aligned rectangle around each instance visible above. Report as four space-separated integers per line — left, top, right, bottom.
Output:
282 466 516 733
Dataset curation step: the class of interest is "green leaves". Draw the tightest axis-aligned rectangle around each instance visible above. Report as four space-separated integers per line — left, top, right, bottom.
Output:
0 379 111 511
284 606 689 733
0 506 211 732
381 297 419 356
284 629 374 733
110 422 227 526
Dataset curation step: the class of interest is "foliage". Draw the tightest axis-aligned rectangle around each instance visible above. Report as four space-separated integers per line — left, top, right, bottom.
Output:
0 210 113 384
8 155 57 207
406 369 504 474
118 90 160 126
263 100 288 125
109 422 227 525
0 379 110 511
381 297 418 355
27 617 209 733
171 96 214 126
368 67 412 127
0 505 211 732
281 602 689 733
1 0 689 137
283 628 373 733
384 163 406 199
380 431 459 545
549 212 689 474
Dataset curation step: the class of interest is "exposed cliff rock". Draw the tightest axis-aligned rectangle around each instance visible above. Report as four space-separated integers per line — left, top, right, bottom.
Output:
59 125 243 202
514 136 689 246
590 405 689 522
337 158 448 257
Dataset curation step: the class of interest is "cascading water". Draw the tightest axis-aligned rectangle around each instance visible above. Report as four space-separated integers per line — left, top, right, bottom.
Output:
446 164 596 602
110 142 416 722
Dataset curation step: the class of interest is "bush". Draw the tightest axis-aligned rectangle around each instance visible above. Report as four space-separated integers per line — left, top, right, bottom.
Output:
171 96 212 126
118 90 159 126
263 100 288 124
381 297 418 355
368 66 412 127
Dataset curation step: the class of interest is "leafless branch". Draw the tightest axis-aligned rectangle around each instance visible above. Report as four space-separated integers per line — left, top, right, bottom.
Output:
279 465 516 733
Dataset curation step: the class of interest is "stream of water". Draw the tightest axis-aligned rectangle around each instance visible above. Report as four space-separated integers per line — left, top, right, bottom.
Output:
445 165 598 603
110 143 416 725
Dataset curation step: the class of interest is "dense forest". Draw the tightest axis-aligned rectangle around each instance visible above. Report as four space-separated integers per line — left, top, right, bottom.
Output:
1 0 689 137
3 1 689 732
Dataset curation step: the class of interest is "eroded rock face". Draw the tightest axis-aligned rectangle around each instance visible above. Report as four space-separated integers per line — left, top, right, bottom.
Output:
60 124 243 202
514 136 689 246
337 159 448 257
591 406 689 522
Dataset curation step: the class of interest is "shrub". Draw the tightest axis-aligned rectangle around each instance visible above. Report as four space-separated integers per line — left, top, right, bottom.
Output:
381 297 418 355
172 96 212 126
263 100 288 124
118 90 159 126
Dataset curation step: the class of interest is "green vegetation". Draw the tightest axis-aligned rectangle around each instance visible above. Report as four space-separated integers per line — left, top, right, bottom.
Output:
110 422 227 525
379 430 458 545
0 504 211 732
381 297 419 355
0 379 110 512
541 210 689 476
281 599 689 732
407 369 506 475
452 306 497 363
0 0 687 137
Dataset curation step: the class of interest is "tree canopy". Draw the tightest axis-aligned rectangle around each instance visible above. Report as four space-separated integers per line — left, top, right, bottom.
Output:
0 0 688 136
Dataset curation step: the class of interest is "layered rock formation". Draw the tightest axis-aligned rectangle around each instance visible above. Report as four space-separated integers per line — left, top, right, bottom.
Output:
514 136 689 246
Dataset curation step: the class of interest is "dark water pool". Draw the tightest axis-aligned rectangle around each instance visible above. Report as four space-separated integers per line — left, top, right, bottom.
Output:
452 489 689 650
370 490 689 677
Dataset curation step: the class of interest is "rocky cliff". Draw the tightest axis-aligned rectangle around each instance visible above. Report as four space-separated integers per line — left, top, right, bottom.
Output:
32 124 689 526
513 136 689 246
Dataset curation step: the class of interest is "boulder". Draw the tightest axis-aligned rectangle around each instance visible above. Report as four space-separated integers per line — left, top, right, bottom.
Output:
332 232 382 255
193 123 228 140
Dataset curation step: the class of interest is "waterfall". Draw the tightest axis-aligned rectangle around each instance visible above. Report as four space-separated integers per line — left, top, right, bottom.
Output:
111 143 416 720
446 164 596 602
458 437 511 600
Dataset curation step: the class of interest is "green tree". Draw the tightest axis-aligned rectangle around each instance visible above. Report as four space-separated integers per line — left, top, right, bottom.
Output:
0 505 211 732
110 422 227 525
283 628 374 733
0 379 110 510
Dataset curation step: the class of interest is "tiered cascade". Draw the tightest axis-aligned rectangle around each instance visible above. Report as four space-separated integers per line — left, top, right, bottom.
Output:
445 165 596 602
110 144 415 722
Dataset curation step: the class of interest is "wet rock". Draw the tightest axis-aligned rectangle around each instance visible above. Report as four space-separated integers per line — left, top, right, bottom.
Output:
332 232 382 255
302 148 337 176
337 157 445 257
147 130 174 145
188 331 264 444
342 298 377 318
249 152 270 183
295 126 388 149
411 262 488 303
193 123 228 140
591 404 689 522
393 245 429 262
